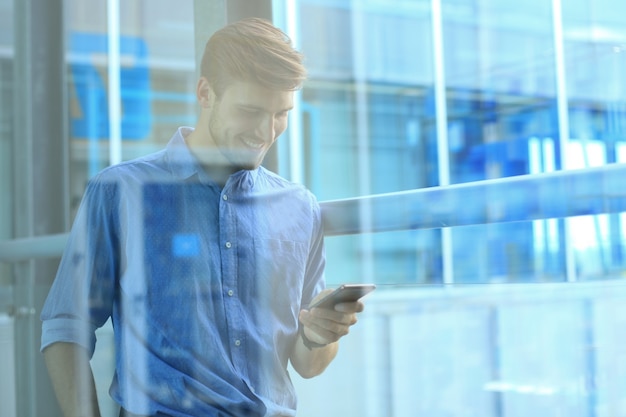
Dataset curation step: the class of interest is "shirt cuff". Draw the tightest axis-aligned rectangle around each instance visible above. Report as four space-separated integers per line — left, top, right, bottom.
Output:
41 317 98 358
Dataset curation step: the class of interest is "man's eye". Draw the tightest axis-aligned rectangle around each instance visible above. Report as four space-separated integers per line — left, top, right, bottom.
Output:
241 108 259 115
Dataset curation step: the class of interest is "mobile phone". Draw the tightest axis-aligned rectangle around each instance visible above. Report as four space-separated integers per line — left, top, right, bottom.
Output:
308 284 376 310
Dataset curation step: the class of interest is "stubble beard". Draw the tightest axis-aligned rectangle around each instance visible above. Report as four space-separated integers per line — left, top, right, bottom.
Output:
208 123 262 172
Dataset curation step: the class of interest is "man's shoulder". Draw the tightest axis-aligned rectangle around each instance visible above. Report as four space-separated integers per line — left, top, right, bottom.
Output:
257 167 317 200
90 148 170 185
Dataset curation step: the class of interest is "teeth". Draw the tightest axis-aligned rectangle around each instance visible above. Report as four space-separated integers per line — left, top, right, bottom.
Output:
242 137 264 149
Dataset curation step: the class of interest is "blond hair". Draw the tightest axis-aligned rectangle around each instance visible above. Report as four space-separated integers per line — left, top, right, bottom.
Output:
201 18 306 96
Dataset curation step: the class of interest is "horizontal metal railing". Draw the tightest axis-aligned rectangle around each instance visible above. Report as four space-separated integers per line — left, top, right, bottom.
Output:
321 162 626 236
0 234 69 263
1 163 626 262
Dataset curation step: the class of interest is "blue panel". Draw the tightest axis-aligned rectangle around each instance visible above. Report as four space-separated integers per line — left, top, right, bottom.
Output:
69 32 151 141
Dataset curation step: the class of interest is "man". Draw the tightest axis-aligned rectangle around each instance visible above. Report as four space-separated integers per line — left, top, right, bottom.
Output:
41 18 364 417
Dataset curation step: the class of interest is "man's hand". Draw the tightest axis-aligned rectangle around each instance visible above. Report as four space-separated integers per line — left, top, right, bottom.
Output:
290 289 367 378
298 288 365 345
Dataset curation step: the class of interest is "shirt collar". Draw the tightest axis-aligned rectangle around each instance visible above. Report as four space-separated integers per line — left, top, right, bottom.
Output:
165 127 260 190
225 168 260 192
165 127 199 181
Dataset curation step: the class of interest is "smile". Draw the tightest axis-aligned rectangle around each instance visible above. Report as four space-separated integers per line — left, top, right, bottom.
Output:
241 137 266 149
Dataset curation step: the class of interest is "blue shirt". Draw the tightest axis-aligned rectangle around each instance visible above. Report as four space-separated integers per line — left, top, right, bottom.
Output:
41 127 326 417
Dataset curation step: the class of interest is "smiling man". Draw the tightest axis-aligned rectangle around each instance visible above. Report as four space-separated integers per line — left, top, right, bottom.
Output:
40 18 364 417
187 80 293 181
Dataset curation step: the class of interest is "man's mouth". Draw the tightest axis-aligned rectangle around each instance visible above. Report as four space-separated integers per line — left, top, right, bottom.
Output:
241 137 266 149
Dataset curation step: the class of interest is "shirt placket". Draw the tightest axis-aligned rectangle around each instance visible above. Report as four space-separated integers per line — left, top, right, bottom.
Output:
219 187 248 375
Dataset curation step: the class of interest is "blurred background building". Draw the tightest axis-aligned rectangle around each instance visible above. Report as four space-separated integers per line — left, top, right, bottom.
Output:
1 0 626 416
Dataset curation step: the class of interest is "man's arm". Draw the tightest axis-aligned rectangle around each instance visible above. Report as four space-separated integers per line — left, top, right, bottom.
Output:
290 289 364 378
43 342 102 417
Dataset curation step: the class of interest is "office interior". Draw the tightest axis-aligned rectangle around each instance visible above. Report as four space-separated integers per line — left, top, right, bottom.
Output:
1 0 626 416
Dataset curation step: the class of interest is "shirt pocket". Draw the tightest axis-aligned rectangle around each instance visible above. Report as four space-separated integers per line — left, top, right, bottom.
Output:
249 237 308 322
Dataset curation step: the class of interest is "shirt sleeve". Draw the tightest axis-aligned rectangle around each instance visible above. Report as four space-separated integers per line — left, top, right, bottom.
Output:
40 177 120 358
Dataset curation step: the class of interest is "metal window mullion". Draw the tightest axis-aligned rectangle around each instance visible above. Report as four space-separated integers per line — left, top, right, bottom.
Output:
431 0 454 285
551 0 576 282
12 3 35 417
284 0 305 184
349 4 380 415
13 1 68 416
107 0 122 166
350 1 375 287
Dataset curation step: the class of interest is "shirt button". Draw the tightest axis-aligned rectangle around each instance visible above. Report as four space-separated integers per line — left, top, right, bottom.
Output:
227 290 234 297
222 194 228 201
225 242 232 248
235 339 241 346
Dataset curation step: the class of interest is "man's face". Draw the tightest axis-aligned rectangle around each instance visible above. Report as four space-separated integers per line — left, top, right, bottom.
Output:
207 81 294 170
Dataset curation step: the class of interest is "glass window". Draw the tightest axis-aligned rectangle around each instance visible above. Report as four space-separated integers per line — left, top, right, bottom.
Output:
66 0 197 217
292 0 442 285
287 0 626 285
562 0 626 281
5 0 626 416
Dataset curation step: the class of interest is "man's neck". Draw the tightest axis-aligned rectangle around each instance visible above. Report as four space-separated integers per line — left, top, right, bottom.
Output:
185 126 238 187
201 163 239 188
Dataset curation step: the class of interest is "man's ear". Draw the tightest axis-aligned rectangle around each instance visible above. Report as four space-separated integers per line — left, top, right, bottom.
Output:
196 77 215 109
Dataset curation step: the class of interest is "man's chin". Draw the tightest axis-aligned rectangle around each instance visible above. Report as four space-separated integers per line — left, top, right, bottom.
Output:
225 150 266 171
233 160 262 171
237 155 265 170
